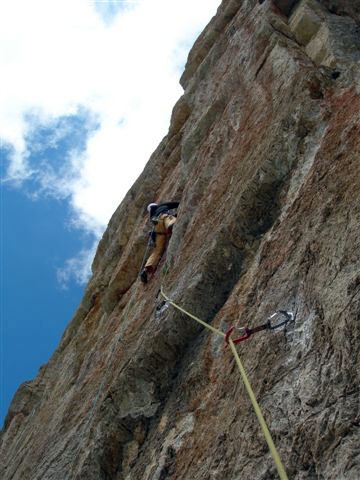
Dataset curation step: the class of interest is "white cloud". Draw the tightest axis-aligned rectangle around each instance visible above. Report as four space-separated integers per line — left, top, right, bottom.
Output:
56 242 98 290
0 0 221 283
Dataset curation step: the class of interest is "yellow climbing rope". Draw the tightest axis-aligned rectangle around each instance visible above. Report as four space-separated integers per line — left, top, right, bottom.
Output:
160 286 289 480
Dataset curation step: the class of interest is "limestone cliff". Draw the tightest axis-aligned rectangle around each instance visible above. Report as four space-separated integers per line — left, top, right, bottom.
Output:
1 1 359 479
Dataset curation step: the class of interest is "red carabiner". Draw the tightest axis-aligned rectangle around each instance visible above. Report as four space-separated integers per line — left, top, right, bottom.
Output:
225 326 252 345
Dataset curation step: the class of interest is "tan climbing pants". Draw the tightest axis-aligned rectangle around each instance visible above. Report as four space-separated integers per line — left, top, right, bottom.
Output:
145 214 176 272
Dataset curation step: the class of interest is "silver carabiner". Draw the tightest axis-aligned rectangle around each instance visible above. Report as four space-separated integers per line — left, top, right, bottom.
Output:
268 310 294 330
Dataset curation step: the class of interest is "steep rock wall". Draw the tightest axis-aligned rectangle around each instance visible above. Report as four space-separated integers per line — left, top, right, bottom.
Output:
1 1 359 479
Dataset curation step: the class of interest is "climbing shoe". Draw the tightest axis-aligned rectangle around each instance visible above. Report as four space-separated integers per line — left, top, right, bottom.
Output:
140 269 148 284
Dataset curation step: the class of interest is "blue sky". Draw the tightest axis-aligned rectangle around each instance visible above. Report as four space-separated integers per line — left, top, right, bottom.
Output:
0 0 221 426
1 117 96 424
1 183 87 425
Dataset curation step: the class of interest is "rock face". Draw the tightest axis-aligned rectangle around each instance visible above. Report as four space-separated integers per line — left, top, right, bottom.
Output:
1 1 359 479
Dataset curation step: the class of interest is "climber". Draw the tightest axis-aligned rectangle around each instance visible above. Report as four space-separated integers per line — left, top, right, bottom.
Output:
140 201 179 284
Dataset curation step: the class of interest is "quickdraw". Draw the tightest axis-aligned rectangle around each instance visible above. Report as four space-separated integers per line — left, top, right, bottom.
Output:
225 310 295 345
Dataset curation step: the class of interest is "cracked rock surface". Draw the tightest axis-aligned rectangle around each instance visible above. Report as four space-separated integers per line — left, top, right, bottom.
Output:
1 1 359 479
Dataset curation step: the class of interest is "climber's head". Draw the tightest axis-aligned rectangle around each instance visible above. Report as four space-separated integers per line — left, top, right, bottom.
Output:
146 203 157 213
